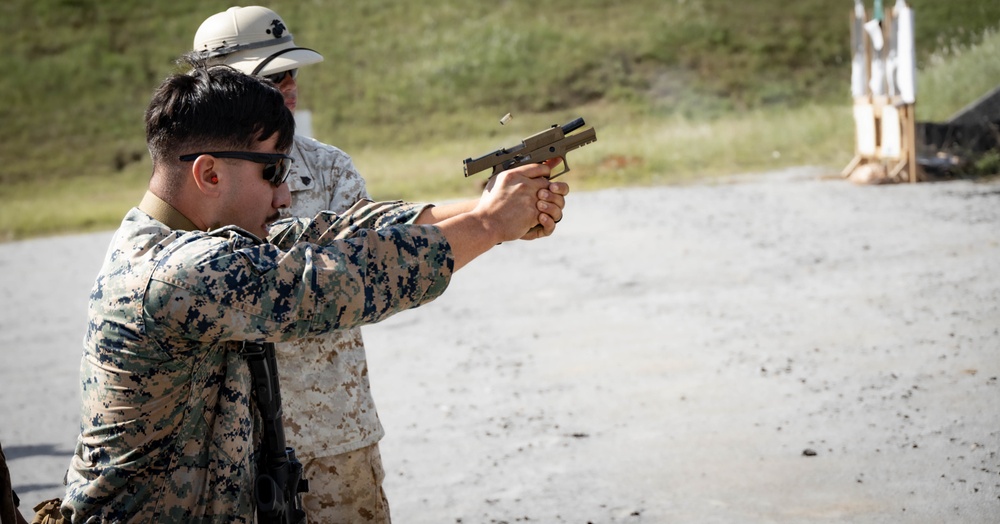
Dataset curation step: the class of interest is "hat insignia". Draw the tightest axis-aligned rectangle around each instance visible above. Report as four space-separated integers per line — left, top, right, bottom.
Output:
267 19 286 38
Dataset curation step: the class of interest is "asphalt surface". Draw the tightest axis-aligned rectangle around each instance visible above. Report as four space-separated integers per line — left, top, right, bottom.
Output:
2 167 998 523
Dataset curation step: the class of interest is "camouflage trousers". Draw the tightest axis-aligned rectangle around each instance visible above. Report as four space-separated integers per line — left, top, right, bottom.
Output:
302 443 391 523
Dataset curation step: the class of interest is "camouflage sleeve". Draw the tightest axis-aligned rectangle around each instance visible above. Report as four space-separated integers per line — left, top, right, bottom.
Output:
144 207 453 345
268 199 432 248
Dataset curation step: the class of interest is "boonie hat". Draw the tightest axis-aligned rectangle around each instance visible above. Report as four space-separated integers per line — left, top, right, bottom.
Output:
193 6 323 77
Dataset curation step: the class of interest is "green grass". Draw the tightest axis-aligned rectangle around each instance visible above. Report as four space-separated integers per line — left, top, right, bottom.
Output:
353 101 856 200
0 167 150 242
1 0 998 241
918 27 1000 122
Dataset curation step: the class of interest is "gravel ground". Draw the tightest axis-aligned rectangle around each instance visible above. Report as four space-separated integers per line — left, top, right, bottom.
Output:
2 167 998 523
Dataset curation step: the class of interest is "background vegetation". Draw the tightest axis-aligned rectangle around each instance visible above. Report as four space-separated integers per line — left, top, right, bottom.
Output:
1 0 998 240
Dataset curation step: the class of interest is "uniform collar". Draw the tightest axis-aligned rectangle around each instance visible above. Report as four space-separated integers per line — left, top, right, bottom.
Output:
138 191 200 231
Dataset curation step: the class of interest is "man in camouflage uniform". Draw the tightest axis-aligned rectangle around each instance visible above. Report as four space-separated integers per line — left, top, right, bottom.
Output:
189 7 558 521
61 64 567 522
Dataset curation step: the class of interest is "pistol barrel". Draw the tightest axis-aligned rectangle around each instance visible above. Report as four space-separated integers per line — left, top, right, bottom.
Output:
561 117 585 135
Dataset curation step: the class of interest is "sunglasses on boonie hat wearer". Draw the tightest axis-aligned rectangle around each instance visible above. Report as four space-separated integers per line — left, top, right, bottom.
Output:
263 69 298 84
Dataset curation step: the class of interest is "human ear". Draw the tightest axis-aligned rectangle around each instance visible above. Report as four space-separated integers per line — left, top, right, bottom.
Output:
190 155 221 197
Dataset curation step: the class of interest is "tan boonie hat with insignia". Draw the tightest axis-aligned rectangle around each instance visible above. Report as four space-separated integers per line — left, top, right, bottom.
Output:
193 6 323 77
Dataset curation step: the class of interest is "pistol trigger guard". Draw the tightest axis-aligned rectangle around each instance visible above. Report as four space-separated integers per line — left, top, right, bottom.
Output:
549 158 570 180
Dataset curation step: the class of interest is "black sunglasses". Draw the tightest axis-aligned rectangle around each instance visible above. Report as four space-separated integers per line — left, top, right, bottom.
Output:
178 151 293 187
263 69 298 84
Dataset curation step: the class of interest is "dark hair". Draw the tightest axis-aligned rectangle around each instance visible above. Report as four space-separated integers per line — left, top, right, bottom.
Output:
145 62 295 168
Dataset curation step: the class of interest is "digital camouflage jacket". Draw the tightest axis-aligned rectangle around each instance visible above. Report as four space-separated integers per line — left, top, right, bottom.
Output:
277 135 389 458
62 196 452 523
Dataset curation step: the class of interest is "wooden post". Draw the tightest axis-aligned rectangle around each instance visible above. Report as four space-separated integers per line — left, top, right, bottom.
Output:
844 2 919 183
